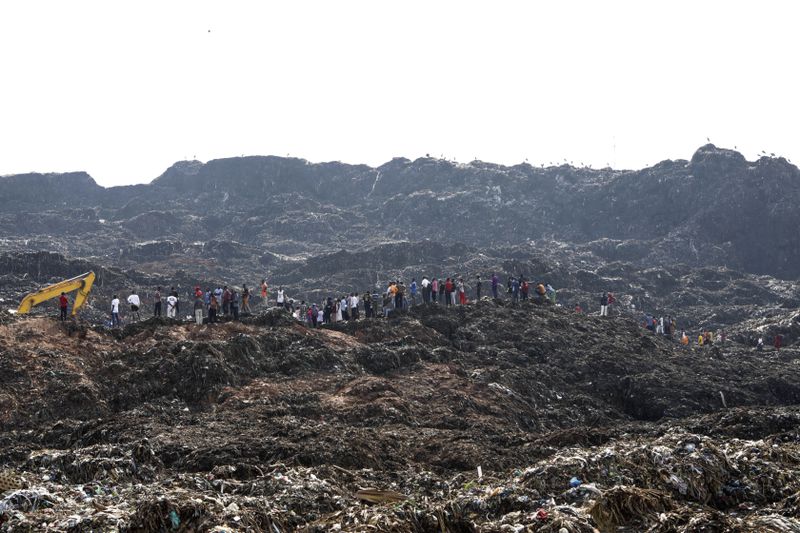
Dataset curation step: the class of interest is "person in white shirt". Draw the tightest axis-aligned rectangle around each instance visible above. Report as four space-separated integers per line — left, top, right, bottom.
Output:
421 276 431 304
111 295 121 328
166 294 178 318
277 288 285 309
349 293 359 320
127 291 141 321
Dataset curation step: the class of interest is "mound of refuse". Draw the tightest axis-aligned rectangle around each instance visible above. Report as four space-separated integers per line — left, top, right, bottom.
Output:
1 301 800 531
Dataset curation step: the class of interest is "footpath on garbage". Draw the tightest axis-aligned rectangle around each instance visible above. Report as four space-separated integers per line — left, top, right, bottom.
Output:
1 300 799 531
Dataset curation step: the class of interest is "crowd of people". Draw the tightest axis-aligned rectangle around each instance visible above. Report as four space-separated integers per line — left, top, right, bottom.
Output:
110 284 258 326
47 274 787 351
82 273 564 328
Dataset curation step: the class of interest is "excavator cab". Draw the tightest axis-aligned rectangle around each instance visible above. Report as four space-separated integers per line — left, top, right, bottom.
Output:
17 271 96 317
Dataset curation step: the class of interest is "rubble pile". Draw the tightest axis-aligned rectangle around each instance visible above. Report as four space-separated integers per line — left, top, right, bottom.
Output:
1 300 799 531
2 144 800 285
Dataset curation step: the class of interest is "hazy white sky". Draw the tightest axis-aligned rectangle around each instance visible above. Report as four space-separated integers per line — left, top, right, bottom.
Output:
1 1 798 186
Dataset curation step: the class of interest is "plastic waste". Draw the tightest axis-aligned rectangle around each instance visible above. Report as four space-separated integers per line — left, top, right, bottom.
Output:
169 509 180 529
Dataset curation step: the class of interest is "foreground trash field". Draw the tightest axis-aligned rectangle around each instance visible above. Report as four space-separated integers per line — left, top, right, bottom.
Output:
1 302 799 531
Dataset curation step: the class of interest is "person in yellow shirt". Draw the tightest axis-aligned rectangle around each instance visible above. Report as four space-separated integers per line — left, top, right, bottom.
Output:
698 334 704 346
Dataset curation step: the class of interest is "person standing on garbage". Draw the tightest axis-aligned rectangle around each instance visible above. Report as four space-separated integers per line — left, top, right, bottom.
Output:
476 275 482 300
363 291 373 318
774 334 783 351
213 286 223 310
532 282 543 302
111 295 120 327
230 289 240 320
166 292 178 319
394 282 404 310
169 287 180 317
431 278 439 303
334 297 343 322
241 284 251 314
221 286 231 316
260 279 268 302
382 292 392 317
545 283 556 304
58 292 69 321
193 295 204 325
153 287 162 317
491 273 499 299
277 287 286 310
409 278 418 306
444 278 453 306
127 290 141 322
457 277 467 305
599 293 609 316
421 276 431 304
208 293 219 323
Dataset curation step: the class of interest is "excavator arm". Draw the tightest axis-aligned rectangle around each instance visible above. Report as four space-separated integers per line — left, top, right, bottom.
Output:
17 271 96 317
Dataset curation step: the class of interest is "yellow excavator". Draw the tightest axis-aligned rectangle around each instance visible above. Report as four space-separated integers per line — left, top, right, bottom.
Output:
17 271 96 317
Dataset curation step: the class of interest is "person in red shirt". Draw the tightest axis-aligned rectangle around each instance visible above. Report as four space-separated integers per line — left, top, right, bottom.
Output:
774 334 783 351
58 292 68 321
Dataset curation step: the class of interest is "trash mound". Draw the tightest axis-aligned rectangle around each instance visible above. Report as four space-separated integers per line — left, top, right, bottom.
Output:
242 308 298 328
109 315 181 339
125 497 218 532
1 416 799 531
1 303 800 530
589 486 674 531
520 431 799 510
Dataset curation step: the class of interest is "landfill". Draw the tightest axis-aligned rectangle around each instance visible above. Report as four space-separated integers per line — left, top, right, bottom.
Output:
0 301 799 531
